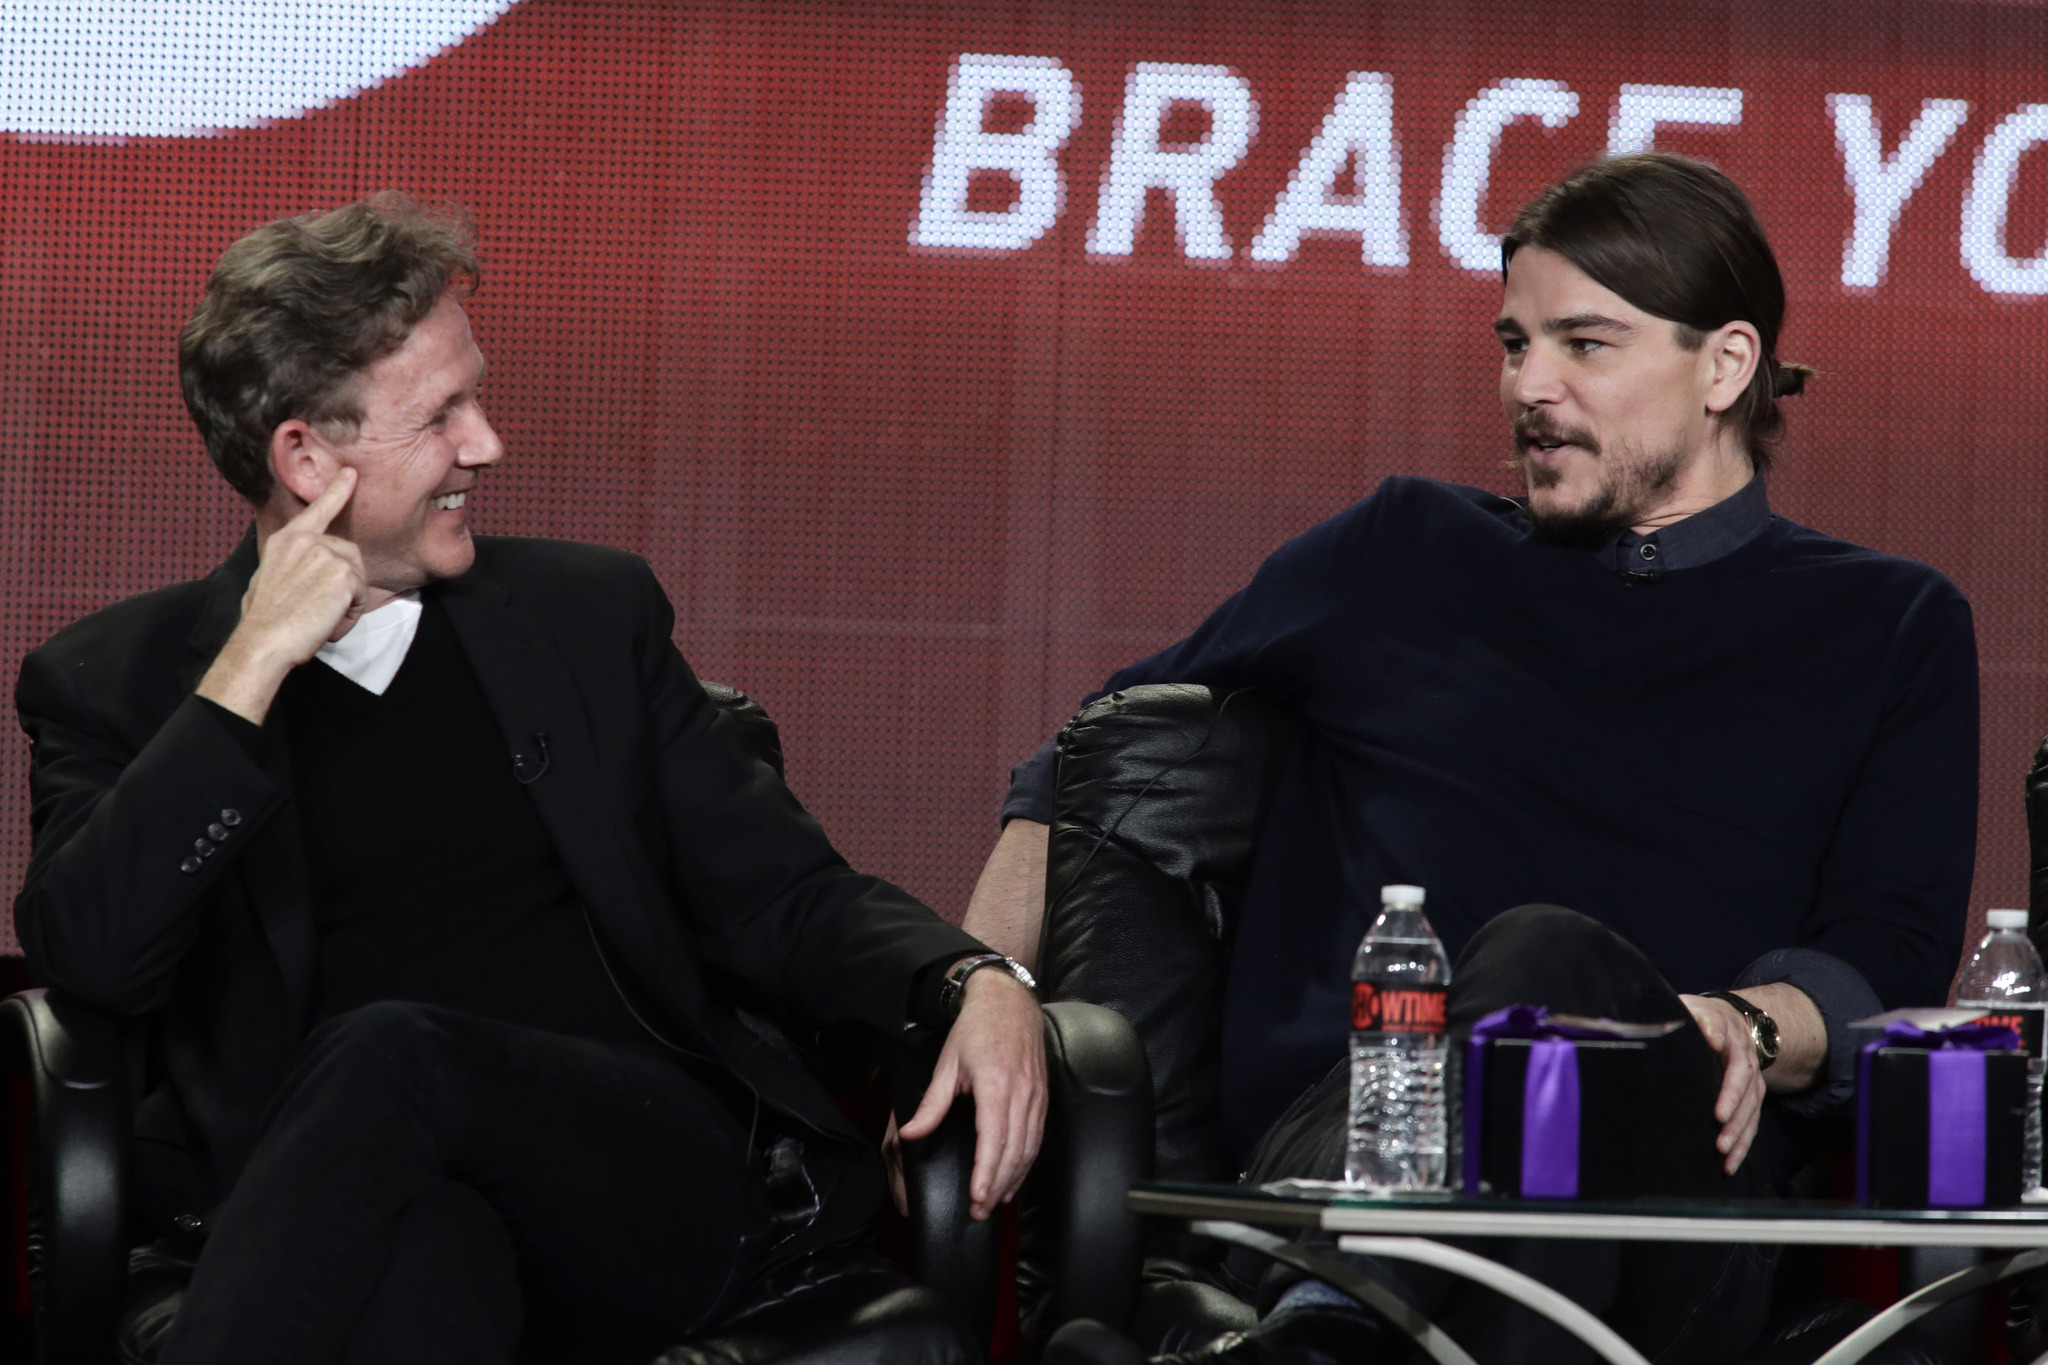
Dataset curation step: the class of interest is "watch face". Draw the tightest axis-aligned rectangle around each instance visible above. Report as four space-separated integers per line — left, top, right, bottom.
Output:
1755 1014 1781 1061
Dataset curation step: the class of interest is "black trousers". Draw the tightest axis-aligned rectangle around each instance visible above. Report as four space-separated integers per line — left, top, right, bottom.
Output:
1236 904 1781 1365
156 1001 877 1365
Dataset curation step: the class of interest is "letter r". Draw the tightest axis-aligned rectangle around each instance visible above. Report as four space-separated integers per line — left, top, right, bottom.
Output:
1087 62 1258 260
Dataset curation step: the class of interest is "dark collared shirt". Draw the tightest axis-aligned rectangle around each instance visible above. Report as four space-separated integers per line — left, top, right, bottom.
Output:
1005 476 1780 813
1002 474 1973 1145
1588 474 1774 581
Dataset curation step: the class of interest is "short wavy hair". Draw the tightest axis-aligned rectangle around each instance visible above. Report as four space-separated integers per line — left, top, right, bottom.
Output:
178 193 479 504
1502 154 1812 473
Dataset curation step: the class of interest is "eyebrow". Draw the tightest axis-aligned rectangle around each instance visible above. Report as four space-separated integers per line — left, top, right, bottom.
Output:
1493 312 1638 341
1544 312 1636 337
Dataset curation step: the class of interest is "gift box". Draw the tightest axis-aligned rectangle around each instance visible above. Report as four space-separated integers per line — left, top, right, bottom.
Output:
1459 1005 1689 1200
1854 1016 2026 1209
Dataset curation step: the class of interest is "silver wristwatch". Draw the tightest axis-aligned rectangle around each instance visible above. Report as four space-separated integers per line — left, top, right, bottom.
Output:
940 952 1037 1019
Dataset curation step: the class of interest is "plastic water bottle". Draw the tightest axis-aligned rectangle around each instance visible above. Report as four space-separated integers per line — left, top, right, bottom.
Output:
1956 908 2047 1196
1346 884 1451 1188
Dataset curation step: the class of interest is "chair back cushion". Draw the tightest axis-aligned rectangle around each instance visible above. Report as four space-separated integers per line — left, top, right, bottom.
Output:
1039 685 1300 1185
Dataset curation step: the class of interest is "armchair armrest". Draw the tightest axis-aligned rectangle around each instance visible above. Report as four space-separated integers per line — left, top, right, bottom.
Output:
1025 1001 1151 1336
1 988 131 1365
878 1027 1002 1351
876 1003 1150 1351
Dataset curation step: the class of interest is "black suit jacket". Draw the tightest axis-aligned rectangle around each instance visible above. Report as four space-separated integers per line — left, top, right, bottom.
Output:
13 533 984 1204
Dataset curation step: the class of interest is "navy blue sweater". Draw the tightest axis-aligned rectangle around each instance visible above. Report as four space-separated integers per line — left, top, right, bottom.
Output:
1009 478 1978 1159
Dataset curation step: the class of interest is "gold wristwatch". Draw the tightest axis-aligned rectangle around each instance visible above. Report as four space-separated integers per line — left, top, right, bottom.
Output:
1700 989 1780 1070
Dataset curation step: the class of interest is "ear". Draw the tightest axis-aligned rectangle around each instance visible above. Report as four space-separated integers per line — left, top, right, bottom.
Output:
266 419 340 510
1701 322 1761 416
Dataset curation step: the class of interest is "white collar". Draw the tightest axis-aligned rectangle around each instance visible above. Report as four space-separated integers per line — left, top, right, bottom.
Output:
315 593 423 695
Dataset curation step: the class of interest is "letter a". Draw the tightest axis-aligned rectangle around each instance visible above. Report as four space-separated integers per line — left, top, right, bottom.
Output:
1249 72 1406 267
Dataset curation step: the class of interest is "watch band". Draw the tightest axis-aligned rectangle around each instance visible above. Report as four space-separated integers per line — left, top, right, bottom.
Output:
940 953 1037 1020
1699 989 1779 1070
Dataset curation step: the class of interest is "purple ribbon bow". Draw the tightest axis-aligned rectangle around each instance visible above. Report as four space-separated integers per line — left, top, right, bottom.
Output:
1462 1005 1639 1198
1855 1019 2020 1207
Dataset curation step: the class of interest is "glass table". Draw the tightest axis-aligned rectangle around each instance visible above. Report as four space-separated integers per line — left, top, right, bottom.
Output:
1128 1181 2048 1365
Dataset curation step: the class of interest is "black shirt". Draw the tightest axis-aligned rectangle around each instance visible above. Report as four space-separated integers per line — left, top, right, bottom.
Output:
1006 477 1976 1161
273 595 656 1049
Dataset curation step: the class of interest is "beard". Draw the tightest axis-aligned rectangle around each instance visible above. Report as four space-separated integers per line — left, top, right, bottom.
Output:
1508 412 1687 547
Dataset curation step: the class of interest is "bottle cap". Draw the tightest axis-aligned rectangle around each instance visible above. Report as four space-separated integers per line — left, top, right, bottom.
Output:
1381 884 1426 909
1987 908 2030 931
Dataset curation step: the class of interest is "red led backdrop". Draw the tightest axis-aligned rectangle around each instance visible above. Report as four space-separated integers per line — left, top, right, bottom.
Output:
3 0 2047 962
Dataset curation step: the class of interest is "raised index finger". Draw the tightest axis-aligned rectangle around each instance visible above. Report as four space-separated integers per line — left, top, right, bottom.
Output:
289 466 358 534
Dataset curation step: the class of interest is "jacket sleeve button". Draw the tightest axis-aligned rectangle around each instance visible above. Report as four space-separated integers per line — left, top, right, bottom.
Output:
195 839 215 858
220 809 242 827
179 857 202 875
207 823 229 841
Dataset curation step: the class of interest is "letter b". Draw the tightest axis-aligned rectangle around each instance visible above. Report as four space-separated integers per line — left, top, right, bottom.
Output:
911 55 1081 252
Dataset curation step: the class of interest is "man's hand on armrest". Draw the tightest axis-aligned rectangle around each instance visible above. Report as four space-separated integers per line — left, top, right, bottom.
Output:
1680 982 1825 1175
960 818 1049 972
897 968 1047 1221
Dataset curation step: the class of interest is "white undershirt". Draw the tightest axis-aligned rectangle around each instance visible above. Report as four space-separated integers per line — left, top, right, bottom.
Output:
314 592 422 696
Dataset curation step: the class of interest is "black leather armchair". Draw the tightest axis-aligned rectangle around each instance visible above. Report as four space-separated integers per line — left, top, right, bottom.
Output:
1028 683 1946 1364
2 985 990 1365
1022 683 1297 1354
3 681 1146 1365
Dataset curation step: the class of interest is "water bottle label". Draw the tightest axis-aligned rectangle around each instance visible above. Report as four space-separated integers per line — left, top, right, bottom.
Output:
1353 982 1447 1035
1970 1008 2046 1056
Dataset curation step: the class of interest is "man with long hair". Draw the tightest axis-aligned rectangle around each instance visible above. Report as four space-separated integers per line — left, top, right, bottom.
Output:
975 155 1976 1364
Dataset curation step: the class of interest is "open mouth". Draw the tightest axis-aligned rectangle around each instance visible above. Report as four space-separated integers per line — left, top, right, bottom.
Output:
428 491 467 512
1514 426 1597 461
1516 437 1576 462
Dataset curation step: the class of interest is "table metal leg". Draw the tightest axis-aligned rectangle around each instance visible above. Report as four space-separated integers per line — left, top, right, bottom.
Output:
1187 1221 1477 1365
1334 1234 1652 1365
1812 1247 2048 1365
1185 1217 1654 1365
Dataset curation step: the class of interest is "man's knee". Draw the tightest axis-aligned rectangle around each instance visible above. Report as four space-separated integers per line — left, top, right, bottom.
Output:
1465 902 1608 957
293 1000 464 1100
1451 904 1680 1026
306 999 455 1052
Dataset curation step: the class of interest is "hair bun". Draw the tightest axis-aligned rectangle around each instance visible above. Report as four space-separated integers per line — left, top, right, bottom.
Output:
1773 362 1814 398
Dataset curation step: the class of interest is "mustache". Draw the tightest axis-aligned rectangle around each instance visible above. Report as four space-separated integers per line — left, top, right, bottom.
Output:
1510 412 1600 457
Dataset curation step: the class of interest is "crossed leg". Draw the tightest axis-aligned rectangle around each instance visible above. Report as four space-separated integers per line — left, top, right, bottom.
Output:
158 1000 805 1365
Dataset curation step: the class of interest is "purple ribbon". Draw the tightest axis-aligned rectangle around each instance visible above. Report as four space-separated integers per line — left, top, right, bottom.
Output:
1855 1019 2019 1207
1463 1005 1639 1198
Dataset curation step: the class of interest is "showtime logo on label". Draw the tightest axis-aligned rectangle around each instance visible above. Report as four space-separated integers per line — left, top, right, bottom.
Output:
1352 983 1447 1035
909 55 2048 297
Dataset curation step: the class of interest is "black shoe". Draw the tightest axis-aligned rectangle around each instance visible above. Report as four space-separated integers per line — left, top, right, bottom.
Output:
1044 1305 1391 1365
